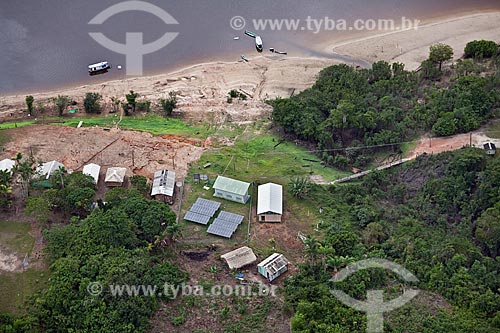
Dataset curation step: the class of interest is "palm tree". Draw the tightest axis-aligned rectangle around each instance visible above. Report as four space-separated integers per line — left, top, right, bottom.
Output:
163 223 183 248
288 177 311 199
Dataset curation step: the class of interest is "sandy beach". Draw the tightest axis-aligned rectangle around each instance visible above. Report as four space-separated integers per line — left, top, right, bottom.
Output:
1 11 499 123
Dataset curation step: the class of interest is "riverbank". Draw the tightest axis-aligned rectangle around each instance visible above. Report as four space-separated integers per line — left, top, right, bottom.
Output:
1 10 499 122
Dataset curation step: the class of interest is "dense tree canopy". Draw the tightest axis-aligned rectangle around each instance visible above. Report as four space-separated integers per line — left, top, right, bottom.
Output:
285 148 500 332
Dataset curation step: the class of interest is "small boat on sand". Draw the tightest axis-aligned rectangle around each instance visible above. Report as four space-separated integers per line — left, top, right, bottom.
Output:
255 36 263 52
241 55 249 62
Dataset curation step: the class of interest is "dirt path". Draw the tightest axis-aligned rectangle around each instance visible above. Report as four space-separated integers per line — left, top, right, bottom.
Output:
323 130 500 185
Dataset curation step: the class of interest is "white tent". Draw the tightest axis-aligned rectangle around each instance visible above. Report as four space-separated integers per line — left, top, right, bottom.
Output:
37 160 65 180
0 159 15 173
83 163 101 184
104 167 127 186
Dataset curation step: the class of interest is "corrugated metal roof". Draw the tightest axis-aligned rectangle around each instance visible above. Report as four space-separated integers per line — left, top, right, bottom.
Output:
37 160 65 180
151 169 176 196
257 183 283 215
258 253 288 274
220 246 257 269
213 176 250 196
0 159 15 173
83 163 100 184
105 167 126 183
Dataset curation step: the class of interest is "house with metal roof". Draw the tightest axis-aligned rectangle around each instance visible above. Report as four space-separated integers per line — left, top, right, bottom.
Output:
104 167 127 187
213 176 250 204
257 183 283 222
257 253 288 282
37 160 65 180
83 163 101 184
220 246 257 270
0 159 15 174
151 169 176 204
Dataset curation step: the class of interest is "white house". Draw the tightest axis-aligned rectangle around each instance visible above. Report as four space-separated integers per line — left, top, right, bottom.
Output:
213 176 250 204
151 169 176 204
257 253 288 282
83 163 101 184
37 160 65 180
257 183 283 222
104 167 127 187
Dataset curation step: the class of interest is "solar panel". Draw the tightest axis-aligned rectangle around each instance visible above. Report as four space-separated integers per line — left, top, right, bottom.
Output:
184 211 211 225
190 203 217 217
212 217 240 227
207 222 235 238
195 198 221 211
217 211 244 225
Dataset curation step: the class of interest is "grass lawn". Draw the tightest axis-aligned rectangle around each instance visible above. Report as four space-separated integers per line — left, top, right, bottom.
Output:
0 221 34 254
178 127 348 258
485 121 500 139
0 120 35 130
0 269 49 314
0 221 47 315
57 114 212 138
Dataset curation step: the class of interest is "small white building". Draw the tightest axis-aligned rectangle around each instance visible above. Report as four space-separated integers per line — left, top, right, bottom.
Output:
37 160 65 180
257 253 288 282
83 163 101 184
213 176 250 204
151 169 176 204
220 246 257 270
0 159 15 174
257 183 283 222
104 167 127 187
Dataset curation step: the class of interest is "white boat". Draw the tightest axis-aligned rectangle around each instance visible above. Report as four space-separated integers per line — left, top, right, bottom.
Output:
88 61 111 75
255 36 263 52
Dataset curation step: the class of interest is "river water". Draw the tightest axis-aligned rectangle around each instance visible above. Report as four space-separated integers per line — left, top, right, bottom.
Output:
1 0 499 94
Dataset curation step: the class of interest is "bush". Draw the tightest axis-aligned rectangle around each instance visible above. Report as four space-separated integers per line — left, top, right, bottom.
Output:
83 92 102 113
464 40 498 59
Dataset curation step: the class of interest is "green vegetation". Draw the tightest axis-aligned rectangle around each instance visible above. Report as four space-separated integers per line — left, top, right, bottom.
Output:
285 148 500 332
160 91 178 117
193 133 350 183
271 51 500 168
83 92 102 113
0 121 36 130
464 40 499 59
25 96 34 116
0 188 186 332
125 90 140 115
52 95 70 116
0 221 34 254
58 114 211 137
429 43 454 71
0 269 48 315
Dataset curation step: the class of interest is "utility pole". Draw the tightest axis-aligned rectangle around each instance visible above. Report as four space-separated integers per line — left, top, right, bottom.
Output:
132 150 135 167
469 133 472 147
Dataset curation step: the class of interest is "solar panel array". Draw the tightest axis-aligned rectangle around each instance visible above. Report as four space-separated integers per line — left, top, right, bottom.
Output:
184 198 222 225
207 211 245 238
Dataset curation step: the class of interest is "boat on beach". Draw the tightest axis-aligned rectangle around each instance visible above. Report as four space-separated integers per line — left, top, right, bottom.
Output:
88 61 111 76
255 36 263 52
